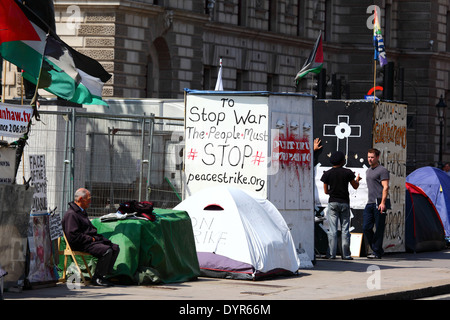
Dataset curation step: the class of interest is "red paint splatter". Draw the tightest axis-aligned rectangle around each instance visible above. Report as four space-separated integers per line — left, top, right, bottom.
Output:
271 125 312 191
272 128 311 169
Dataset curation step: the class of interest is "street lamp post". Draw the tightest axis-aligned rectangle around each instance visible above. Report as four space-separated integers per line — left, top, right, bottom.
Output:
436 95 447 169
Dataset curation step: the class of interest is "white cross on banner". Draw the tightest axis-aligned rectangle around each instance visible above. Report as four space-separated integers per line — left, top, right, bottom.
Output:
323 115 361 165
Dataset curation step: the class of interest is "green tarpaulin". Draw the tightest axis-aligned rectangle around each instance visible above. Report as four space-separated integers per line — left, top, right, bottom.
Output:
60 208 200 285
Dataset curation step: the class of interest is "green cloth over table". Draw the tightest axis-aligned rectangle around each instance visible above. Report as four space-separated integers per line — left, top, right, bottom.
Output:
93 208 200 284
61 208 200 285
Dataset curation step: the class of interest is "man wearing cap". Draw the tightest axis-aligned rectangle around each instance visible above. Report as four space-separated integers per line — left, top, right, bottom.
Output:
321 151 361 260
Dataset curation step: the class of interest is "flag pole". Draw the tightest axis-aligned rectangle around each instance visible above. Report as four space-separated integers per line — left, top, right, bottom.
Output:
2 60 6 103
21 71 24 105
29 33 49 121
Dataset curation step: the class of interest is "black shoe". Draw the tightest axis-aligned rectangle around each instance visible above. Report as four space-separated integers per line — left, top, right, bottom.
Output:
91 275 114 287
342 256 354 260
367 253 381 259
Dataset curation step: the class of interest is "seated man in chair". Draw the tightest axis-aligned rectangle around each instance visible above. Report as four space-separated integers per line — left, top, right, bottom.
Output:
62 188 120 286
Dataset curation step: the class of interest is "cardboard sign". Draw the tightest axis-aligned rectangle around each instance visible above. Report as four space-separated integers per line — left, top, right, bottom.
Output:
373 101 407 253
29 154 48 214
49 212 63 240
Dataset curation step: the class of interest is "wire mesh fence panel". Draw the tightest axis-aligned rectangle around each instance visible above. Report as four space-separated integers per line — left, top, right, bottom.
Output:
4 107 75 218
7 106 185 218
147 119 185 210
85 117 148 216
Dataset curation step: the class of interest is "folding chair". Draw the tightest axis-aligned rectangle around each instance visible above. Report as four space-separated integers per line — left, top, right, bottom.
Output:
58 232 93 285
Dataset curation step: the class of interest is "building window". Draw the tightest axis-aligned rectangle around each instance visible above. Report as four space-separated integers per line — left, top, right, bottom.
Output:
238 0 247 26
325 0 332 41
447 10 450 52
297 0 305 37
267 73 279 92
152 37 172 98
269 0 278 32
236 70 243 91
146 58 154 98
385 4 392 47
236 70 249 91
203 66 212 90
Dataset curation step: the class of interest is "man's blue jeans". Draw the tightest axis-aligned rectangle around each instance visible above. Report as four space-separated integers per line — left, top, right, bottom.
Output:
363 203 386 257
326 202 351 258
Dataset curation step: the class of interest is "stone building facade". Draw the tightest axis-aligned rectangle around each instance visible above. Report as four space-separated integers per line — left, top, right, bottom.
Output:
2 0 450 171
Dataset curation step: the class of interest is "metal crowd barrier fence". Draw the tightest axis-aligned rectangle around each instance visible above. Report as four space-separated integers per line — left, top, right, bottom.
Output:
8 107 185 218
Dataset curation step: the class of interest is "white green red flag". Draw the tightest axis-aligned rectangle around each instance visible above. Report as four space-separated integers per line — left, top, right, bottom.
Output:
0 0 111 106
295 31 323 83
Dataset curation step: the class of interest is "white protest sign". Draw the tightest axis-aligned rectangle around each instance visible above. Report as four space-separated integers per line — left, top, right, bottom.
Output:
0 147 16 184
49 212 63 240
184 94 269 197
0 103 32 137
29 154 48 214
373 101 407 253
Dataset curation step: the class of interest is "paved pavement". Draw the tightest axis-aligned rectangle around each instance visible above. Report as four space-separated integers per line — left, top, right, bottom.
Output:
3 249 450 303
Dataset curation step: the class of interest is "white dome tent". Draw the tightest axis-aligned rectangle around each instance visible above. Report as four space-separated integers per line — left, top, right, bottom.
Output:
175 185 300 280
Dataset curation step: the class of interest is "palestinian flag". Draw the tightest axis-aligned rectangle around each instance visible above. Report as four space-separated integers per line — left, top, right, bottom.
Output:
0 0 111 106
295 31 323 83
